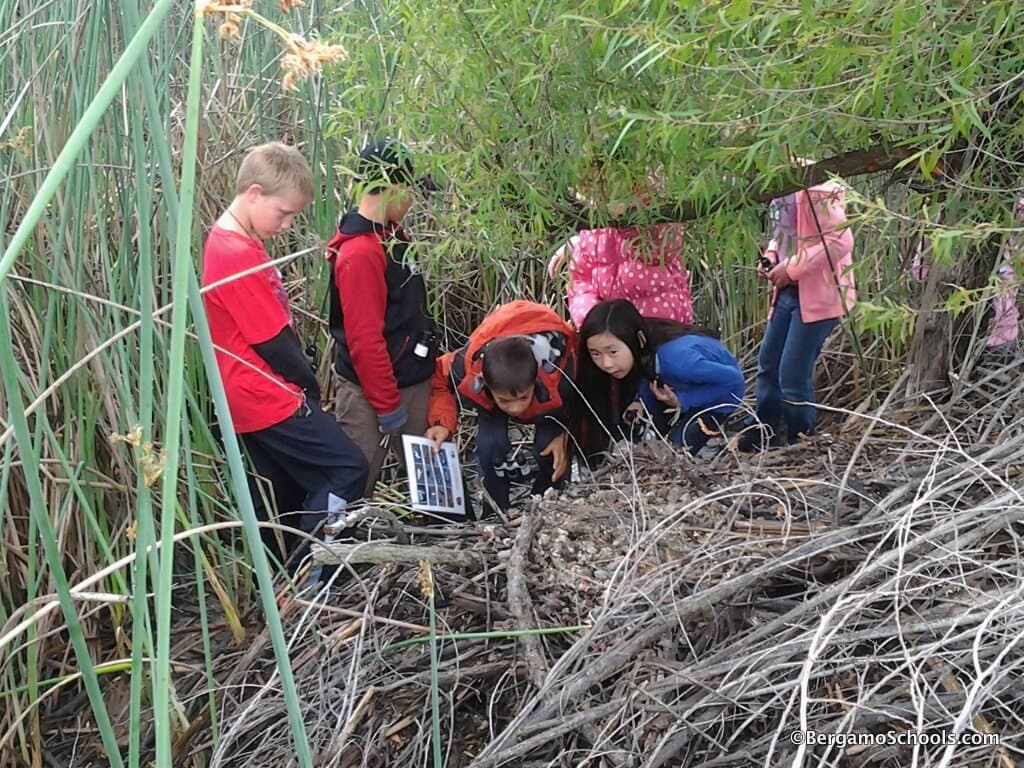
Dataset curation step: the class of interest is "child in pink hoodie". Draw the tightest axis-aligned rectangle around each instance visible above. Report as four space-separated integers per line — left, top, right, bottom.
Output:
738 179 856 451
548 224 694 328
911 202 1020 359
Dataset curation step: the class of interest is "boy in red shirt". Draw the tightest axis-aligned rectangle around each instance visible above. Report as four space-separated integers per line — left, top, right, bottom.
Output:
202 142 368 558
327 138 439 492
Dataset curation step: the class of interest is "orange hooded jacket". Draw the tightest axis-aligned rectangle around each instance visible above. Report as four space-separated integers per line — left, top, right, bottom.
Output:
428 301 577 433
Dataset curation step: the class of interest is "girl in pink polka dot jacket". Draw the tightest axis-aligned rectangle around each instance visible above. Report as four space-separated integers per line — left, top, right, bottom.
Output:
548 223 695 329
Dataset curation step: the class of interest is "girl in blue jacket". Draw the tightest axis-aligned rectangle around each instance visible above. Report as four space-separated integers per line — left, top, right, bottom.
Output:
577 299 744 456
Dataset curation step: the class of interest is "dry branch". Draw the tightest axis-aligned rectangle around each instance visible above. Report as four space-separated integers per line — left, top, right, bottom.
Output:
505 504 547 688
313 540 486 567
49 367 1024 768
564 145 924 228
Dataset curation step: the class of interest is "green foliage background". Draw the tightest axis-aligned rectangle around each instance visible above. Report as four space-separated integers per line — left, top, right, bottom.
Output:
323 0 1024 355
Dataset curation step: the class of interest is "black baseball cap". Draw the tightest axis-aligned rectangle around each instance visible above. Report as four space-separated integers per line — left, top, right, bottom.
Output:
356 138 438 192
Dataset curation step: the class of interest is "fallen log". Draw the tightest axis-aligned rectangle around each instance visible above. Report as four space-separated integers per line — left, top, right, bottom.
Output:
313 540 486 568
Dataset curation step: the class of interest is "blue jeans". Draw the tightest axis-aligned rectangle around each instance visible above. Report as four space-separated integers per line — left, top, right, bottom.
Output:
755 288 838 442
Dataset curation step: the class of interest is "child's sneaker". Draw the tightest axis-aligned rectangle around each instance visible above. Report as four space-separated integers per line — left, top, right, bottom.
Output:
734 426 786 453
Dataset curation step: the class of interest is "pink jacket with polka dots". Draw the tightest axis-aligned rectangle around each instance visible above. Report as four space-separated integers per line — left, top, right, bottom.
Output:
551 225 694 328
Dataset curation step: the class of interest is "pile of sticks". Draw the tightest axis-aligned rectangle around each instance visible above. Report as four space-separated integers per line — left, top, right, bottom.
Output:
178 363 1024 767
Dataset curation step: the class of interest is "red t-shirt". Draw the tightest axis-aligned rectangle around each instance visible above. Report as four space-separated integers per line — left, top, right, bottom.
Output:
201 226 303 433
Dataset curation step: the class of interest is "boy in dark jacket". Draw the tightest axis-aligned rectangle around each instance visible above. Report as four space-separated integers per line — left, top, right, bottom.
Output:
425 300 576 512
327 139 440 493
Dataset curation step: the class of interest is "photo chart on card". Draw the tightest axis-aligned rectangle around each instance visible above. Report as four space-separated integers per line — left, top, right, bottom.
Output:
401 434 466 518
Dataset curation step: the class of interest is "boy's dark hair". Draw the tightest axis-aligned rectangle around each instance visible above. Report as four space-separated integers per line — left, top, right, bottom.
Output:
355 138 438 195
356 138 416 193
482 337 537 394
575 299 717 461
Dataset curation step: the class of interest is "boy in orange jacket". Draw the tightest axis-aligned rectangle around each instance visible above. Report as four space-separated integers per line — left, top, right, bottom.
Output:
425 301 577 512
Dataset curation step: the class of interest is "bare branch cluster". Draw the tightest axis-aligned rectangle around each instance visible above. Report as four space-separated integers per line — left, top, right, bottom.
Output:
112 361 1024 767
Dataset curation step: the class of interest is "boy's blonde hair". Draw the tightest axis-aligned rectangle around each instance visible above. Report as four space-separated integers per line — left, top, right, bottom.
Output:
235 141 314 201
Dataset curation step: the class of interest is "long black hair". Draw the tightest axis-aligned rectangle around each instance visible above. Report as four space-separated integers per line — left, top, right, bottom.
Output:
574 299 716 460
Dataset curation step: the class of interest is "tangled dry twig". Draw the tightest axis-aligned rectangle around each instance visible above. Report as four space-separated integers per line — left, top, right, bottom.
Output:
42 359 1024 767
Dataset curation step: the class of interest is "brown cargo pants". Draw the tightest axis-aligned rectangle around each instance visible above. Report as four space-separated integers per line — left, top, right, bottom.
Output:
334 377 431 496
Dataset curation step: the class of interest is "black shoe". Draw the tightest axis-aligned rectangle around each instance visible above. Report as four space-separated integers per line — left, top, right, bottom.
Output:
735 427 786 453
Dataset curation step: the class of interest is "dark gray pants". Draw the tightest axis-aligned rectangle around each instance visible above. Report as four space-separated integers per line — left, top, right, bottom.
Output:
242 401 368 558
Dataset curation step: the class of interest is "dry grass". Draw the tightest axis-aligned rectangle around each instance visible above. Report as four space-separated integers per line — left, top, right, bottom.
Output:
27 358 1022 767
4 1 1023 766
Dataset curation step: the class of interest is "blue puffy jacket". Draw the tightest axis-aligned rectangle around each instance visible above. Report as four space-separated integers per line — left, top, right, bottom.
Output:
637 335 744 415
